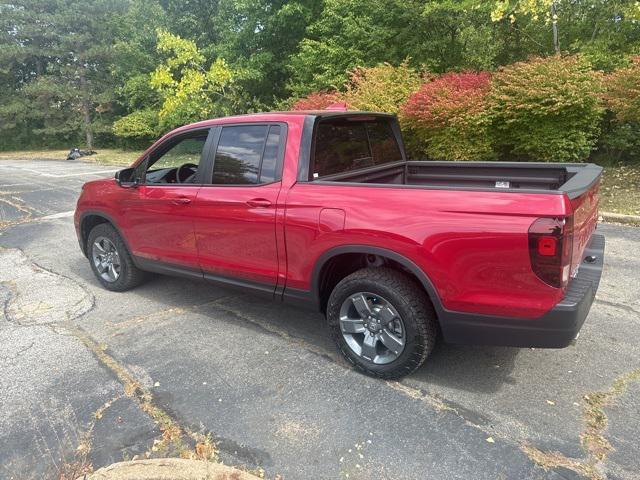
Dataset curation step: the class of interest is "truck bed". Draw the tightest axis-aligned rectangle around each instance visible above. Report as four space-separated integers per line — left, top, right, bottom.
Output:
315 158 602 290
319 160 602 199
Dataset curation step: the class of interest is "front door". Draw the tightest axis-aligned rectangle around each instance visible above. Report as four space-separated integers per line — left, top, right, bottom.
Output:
123 129 212 270
193 123 285 290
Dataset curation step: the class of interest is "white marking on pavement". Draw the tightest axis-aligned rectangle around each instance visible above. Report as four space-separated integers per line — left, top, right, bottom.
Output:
45 169 118 178
40 210 75 220
0 164 117 178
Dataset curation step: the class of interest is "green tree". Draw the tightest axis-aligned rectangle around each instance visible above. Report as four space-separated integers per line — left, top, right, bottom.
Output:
212 0 320 109
418 1 500 72
491 1 640 70
287 0 423 96
151 29 235 128
287 0 503 96
115 29 236 136
3 0 640 155
160 0 222 53
110 0 167 120
0 1 63 148
0 0 127 150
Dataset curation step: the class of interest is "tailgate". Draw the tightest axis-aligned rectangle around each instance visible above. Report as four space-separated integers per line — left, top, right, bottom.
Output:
569 178 600 277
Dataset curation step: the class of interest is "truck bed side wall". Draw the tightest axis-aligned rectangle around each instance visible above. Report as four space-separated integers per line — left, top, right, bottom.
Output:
284 183 571 319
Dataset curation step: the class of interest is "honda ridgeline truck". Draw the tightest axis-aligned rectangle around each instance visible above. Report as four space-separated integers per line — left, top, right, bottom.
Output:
75 109 605 378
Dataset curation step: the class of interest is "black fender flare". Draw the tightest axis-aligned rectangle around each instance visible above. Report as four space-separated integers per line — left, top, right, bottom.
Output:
310 245 446 317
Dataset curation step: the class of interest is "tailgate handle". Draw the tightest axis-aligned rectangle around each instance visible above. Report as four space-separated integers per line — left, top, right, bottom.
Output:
247 198 271 208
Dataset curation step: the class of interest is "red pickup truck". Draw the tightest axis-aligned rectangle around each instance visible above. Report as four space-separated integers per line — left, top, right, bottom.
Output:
75 110 605 378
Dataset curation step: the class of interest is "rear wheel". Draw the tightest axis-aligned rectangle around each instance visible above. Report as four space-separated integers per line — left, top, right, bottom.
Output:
327 268 438 379
87 223 146 291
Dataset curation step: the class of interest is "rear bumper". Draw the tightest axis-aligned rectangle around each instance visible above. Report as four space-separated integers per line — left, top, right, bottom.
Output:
440 233 605 348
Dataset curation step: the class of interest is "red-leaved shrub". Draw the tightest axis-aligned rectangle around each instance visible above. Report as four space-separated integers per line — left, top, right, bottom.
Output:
401 72 493 160
290 91 344 110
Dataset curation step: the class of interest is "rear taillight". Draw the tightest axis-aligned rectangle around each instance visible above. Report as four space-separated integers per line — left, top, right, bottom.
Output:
528 216 574 288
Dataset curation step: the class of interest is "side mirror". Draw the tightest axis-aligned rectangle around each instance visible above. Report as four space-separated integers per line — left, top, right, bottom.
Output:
115 167 139 188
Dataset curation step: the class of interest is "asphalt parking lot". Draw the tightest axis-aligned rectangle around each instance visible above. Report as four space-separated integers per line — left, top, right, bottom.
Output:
1 158 639 480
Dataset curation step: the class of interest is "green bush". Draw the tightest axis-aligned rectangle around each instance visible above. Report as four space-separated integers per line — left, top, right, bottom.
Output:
598 57 640 162
597 119 640 163
343 61 423 115
113 109 160 140
490 55 604 162
400 71 494 160
602 56 640 123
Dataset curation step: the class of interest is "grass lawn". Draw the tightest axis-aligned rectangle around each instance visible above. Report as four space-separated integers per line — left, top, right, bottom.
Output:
0 148 143 166
0 149 638 216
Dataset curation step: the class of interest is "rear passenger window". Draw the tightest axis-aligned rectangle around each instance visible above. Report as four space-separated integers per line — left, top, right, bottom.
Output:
314 121 371 177
212 125 282 185
312 118 402 178
260 126 281 184
367 121 403 164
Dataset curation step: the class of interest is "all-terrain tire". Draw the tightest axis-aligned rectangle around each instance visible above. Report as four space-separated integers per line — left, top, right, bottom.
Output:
87 223 146 292
327 267 438 379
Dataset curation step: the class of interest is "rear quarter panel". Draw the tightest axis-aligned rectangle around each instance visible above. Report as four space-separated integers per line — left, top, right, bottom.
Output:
284 183 571 319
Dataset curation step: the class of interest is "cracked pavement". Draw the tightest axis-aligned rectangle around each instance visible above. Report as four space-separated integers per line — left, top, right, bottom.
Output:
1 158 639 480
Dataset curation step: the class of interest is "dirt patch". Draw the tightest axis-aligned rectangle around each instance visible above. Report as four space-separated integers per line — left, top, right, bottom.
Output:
61 323 218 461
523 367 640 480
79 458 261 479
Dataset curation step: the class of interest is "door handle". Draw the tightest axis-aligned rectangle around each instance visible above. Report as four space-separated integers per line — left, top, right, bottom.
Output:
247 198 272 208
170 196 192 205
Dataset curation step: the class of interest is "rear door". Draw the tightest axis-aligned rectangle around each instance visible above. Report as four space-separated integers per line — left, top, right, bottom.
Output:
122 129 212 270
193 123 286 291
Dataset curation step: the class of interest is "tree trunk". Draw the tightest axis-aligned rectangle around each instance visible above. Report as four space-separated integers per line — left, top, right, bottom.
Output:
514 20 521 57
79 70 93 151
551 2 560 54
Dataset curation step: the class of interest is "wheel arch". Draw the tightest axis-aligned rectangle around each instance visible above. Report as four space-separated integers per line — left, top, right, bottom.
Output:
311 245 445 319
79 211 132 258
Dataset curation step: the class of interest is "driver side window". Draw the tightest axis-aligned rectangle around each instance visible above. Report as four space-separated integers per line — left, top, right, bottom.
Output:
145 133 208 185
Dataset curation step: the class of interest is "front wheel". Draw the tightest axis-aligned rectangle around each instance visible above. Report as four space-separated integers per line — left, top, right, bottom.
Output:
87 223 146 291
327 268 438 379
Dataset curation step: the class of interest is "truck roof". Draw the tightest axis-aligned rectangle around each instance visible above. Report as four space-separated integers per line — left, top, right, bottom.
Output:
172 111 395 132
